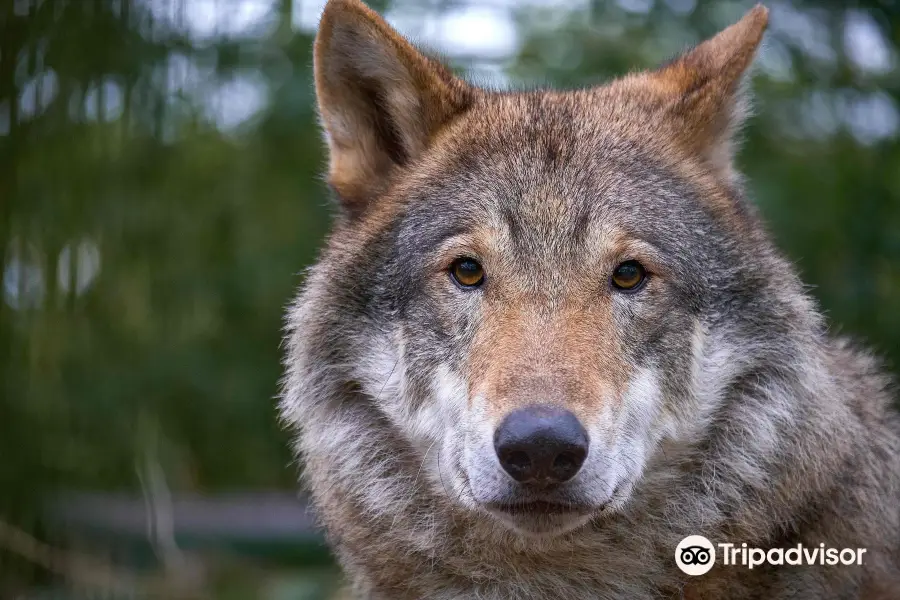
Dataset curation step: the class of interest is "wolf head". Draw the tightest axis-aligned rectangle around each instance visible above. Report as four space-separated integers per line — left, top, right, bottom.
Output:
283 1 815 539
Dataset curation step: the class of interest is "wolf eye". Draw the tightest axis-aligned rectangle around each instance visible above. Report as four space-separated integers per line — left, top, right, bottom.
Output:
450 257 484 288
611 260 646 292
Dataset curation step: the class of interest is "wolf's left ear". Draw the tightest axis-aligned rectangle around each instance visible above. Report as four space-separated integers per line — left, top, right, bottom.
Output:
647 5 768 176
313 0 473 219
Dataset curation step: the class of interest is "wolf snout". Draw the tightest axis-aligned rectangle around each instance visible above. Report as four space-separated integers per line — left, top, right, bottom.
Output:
493 405 589 485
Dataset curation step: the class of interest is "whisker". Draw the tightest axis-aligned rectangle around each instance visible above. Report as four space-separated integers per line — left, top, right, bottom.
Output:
375 357 400 403
414 438 438 489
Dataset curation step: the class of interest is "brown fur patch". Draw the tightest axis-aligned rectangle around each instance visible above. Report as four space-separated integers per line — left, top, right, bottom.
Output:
468 297 629 423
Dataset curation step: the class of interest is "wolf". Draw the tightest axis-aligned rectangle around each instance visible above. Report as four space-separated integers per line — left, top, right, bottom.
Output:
279 1 900 598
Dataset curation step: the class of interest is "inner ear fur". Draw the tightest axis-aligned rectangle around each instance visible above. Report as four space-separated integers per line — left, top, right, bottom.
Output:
644 5 769 175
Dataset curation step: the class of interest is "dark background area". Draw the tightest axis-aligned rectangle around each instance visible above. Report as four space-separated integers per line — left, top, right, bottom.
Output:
1 0 898 597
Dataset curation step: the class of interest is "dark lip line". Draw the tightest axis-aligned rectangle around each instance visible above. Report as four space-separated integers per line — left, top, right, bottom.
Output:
484 500 595 515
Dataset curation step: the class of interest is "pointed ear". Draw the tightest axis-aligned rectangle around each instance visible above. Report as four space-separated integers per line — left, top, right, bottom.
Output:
313 0 473 218
646 5 768 176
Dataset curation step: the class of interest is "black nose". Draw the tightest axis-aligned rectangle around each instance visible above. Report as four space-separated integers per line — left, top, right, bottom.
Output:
493 405 589 485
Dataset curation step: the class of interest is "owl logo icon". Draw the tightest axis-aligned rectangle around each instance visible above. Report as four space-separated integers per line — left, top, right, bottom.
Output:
676 535 716 576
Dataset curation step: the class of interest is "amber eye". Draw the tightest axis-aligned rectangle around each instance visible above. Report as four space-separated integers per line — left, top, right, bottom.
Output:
450 257 485 288
611 260 647 291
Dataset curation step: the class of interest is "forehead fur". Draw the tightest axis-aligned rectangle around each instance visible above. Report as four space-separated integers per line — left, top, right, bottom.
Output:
387 89 760 256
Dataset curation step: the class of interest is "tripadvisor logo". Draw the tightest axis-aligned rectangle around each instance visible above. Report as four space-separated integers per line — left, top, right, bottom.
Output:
675 535 716 576
675 536 867 576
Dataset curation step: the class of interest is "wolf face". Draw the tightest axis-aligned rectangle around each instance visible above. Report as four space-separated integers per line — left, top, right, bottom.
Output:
374 101 744 537
280 5 900 596
287 0 783 539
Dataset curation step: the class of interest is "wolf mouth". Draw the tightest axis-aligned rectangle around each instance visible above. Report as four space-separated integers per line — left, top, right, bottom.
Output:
485 500 595 516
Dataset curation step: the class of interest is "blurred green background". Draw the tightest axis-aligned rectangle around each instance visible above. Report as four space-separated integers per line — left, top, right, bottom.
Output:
1 0 898 597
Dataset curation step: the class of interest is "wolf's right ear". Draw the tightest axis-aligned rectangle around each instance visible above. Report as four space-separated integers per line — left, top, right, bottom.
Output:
314 0 473 219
